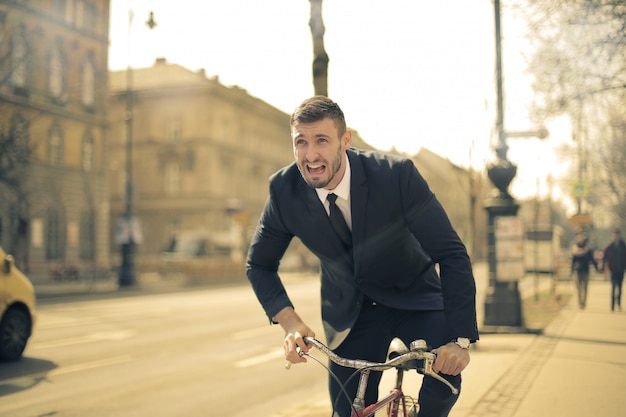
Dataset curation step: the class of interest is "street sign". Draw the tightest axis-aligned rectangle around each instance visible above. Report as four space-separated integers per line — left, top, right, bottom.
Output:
495 216 524 281
569 213 592 228
115 217 144 244
572 180 588 198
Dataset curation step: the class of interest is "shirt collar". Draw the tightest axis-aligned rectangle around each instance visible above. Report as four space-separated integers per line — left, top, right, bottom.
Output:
315 153 351 202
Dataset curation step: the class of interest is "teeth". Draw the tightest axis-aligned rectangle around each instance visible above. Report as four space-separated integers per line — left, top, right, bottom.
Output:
308 164 322 169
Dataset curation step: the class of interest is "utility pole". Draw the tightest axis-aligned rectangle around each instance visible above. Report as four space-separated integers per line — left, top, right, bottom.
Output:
483 0 548 330
118 7 157 287
309 0 328 96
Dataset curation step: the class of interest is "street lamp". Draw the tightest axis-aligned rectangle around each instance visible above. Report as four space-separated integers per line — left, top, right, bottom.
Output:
118 7 157 287
482 0 547 330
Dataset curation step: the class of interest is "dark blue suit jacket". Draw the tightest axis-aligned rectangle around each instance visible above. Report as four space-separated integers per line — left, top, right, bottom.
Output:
247 148 478 349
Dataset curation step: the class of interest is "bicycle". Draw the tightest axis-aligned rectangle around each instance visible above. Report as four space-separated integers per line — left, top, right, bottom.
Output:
289 336 459 417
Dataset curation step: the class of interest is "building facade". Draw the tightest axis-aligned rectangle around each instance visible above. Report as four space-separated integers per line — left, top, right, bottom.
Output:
108 60 488 278
0 0 111 277
108 58 296 266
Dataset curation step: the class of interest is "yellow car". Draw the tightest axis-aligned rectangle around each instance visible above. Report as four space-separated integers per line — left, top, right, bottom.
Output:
0 246 37 360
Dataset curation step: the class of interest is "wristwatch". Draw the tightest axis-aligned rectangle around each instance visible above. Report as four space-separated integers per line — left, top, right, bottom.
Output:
453 337 471 349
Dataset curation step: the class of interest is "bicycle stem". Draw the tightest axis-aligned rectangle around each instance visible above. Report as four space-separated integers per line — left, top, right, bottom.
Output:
353 370 369 410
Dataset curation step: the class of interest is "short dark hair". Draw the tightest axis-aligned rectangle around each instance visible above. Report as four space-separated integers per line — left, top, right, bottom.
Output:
290 96 347 137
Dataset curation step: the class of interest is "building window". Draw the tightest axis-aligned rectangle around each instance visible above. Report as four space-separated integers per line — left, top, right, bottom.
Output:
167 118 181 142
31 218 43 248
83 2 97 32
220 155 234 193
75 0 84 28
164 162 180 196
52 0 66 17
46 208 64 260
82 131 94 171
10 113 30 148
184 149 195 171
80 210 95 260
81 54 96 108
49 39 66 99
11 25 30 89
64 0 74 23
48 124 64 166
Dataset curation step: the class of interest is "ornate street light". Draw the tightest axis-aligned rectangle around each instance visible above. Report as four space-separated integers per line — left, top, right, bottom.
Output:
118 7 157 287
482 0 547 330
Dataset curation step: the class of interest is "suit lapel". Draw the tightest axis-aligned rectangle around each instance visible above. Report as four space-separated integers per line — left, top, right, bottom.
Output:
299 182 326 222
297 180 347 252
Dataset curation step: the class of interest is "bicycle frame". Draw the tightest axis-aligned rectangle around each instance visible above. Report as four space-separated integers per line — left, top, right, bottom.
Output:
352 367 412 417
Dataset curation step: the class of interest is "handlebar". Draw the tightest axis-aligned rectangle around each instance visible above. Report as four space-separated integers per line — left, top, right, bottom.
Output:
300 336 458 395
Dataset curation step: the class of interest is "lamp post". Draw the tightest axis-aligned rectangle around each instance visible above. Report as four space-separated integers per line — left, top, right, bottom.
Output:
118 7 157 287
482 0 548 329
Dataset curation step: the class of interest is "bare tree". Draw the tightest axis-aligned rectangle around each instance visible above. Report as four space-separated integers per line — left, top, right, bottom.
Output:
0 115 34 268
0 12 35 266
309 0 329 96
520 0 626 228
0 123 30 193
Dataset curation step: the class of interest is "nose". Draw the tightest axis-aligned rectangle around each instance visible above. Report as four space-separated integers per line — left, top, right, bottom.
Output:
304 144 320 162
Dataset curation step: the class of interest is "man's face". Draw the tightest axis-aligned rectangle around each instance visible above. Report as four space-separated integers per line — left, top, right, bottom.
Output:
292 117 352 190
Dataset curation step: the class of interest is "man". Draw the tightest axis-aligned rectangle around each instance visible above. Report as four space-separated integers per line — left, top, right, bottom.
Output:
570 233 600 309
603 229 626 312
247 96 478 417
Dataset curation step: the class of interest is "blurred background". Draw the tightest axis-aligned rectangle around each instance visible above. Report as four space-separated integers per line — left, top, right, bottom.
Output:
0 0 624 287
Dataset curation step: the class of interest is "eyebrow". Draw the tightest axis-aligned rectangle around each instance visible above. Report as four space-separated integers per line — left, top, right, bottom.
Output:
292 132 331 140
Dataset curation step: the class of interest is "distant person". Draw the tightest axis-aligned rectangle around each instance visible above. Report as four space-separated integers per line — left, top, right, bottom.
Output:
246 96 478 417
571 233 600 309
602 229 626 312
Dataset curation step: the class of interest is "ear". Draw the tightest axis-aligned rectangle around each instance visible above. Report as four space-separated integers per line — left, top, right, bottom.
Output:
342 129 353 150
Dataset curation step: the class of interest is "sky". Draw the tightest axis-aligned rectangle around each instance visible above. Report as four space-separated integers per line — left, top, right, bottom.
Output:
108 0 573 202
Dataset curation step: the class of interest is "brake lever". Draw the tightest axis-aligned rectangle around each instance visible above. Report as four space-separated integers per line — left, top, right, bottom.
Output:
421 355 459 395
285 344 309 370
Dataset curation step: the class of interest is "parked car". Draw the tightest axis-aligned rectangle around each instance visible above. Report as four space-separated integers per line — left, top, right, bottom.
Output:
0 246 36 360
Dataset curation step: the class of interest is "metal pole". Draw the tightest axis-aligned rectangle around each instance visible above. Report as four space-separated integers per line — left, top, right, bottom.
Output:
482 0 525 329
119 8 136 287
494 0 507 160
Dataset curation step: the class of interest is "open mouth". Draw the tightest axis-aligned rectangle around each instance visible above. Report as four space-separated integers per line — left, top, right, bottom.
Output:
307 163 326 176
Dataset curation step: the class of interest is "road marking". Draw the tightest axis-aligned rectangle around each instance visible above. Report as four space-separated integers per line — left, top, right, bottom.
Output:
234 349 284 368
34 330 135 349
231 327 269 340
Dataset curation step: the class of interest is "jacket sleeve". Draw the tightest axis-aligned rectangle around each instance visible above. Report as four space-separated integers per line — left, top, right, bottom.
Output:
246 184 295 323
399 159 479 342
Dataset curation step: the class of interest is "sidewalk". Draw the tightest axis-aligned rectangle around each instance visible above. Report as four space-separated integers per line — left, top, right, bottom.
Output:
458 279 626 417
33 270 305 301
276 279 626 417
34 271 212 301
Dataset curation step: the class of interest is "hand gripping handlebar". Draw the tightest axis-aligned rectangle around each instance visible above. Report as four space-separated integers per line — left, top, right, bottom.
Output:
300 336 459 395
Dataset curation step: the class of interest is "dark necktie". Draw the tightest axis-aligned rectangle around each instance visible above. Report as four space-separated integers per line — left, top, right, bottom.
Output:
327 193 352 248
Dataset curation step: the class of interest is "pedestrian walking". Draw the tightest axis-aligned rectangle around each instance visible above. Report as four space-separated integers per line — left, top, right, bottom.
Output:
602 229 626 312
246 96 478 417
571 233 600 309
